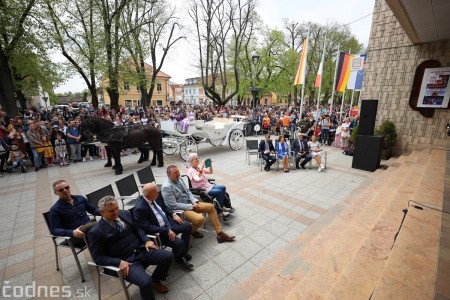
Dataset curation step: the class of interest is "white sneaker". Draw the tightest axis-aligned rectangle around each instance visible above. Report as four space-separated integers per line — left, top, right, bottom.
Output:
83 158 86 162
318 167 322 172
320 164 325 169
222 207 231 212
89 156 93 161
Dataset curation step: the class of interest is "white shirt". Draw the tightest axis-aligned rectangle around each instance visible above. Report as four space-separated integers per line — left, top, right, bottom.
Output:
145 197 167 227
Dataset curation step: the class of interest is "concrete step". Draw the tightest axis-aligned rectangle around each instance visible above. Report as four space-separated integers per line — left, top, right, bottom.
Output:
224 151 425 299
370 149 446 300
321 149 431 299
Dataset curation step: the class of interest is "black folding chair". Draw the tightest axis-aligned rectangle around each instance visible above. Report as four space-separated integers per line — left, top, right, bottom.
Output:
136 165 156 186
42 212 87 282
85 184 115 220
84 234 132 300
245 139 260 165
115 174 140 208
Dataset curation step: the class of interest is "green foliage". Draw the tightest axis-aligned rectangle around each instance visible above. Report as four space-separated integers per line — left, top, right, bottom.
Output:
376 120 398 148
349 125 358 144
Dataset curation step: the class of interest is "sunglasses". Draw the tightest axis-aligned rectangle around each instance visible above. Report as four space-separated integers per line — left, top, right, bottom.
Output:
57 186 70 192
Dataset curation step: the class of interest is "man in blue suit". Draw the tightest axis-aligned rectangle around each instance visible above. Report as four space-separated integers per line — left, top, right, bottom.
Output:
87 196 173 299
133 183 193 268
259 134 276 171
291 133 312 169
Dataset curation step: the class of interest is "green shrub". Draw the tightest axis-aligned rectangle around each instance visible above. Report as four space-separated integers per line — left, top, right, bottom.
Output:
376 120 398 148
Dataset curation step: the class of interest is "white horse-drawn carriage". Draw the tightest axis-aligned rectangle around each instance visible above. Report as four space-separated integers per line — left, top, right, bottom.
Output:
160 115 249 161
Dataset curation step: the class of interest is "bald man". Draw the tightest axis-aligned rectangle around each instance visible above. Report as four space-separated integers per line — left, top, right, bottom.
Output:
133 183 193 268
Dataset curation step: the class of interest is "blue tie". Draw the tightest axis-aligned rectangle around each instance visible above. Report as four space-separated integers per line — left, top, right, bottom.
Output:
152 202 171 229
114 220 123 233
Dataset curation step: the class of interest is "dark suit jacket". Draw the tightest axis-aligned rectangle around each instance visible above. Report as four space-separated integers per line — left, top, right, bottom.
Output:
258 140 275 153
133 195 175 238
291 139 310 154
87 210 150 267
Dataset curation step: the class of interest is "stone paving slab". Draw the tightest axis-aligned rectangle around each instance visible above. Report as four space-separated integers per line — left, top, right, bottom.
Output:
0 136 371 299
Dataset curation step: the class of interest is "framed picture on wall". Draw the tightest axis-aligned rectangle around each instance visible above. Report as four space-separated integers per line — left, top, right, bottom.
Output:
417 67 450 108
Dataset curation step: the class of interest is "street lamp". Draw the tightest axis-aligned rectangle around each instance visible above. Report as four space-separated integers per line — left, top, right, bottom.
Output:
250 52 261 108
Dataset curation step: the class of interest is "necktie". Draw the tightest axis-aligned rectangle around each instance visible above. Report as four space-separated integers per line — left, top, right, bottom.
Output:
114 220 123 233
152 202 171 229
299 140 303 153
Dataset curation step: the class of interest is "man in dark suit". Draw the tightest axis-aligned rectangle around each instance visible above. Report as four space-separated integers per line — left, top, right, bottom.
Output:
259 134 276 171
291 133 312 169
87 196 173 299
133 183 193 268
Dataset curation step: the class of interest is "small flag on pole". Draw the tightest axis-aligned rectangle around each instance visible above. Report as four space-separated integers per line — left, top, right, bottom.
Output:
294 36 309 86
315 61 324 88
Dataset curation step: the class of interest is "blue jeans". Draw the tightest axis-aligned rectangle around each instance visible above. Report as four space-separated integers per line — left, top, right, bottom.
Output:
31 149 42 168
208 184 226 206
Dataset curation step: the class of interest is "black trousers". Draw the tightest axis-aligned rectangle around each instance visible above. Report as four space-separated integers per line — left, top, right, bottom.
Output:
127 248 173 300
160 221 192 260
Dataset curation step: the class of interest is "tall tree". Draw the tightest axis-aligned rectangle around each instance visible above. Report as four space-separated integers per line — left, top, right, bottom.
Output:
122 0 184 109
188 0 256 106
0 0 36 116
45 0 103 108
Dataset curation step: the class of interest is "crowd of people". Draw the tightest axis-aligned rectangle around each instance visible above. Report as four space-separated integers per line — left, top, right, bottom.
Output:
0 101 358 177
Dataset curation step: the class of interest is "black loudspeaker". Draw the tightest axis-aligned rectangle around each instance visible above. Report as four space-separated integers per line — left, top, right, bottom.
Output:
358 100 378 136
352 135 384 172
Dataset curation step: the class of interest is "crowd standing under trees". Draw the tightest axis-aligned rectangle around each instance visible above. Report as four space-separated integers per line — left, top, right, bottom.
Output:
0 101 359 177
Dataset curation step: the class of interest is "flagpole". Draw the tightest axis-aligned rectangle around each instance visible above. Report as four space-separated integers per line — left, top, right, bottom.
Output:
350 88 355 108
330 44 340 115
316 38 327 117
340 90 346 121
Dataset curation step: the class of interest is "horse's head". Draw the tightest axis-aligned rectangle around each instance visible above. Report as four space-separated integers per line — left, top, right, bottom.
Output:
80 117 95 140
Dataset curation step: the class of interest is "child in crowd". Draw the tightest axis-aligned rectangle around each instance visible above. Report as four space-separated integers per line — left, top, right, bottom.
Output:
54 133 69 166
41 135 54 166
7 144 27 173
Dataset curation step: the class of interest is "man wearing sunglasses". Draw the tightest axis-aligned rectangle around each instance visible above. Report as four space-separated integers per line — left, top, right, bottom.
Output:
49 179 100 246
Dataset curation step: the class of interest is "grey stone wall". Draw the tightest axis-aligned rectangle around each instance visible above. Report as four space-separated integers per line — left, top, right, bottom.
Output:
362 0 450 153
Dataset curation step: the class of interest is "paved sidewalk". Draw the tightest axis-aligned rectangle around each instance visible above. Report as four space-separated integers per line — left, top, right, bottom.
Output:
0 137 371 299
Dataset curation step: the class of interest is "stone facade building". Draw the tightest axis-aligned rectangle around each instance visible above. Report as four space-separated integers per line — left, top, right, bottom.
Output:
362 0 450 152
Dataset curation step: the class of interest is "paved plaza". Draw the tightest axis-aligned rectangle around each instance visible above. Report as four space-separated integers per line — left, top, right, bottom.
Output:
0 137 372 299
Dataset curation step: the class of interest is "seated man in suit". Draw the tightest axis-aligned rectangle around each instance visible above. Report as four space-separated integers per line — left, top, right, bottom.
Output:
88 196 173 299
291 133 313 169
259 134 276 171
49 179 100 247
133 183 193 268
161 165 235 243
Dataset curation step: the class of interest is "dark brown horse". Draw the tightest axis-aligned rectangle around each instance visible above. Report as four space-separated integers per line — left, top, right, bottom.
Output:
81 117 163 175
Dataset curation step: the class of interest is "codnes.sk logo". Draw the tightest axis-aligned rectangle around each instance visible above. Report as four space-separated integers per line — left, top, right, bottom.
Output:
2 281 93 298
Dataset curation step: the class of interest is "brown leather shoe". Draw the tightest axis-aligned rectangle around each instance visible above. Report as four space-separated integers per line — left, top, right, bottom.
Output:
152 281 169 294
217 231 235 243
191 231 204 238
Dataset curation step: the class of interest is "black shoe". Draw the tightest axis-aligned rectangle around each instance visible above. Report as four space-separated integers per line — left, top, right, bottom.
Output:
176 257 193 268
301 165 306 169
21 166 27 173
223 214 231 221
35 167 39 172
296 165 300 169
227 207 235 213
184 254 192 261
41 164 47 168
191 232 204 238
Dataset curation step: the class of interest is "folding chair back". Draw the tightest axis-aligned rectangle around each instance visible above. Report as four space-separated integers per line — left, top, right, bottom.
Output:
86 184 115 208
137 165 156 185
42 211 87 282
246 139 260 165
84 234 131 300
115 174 140 208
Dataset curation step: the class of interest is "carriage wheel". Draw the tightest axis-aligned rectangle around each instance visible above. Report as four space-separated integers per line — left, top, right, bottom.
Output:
229 129 245 150
179 139 198 161
209 137 225 146
162 139 178 155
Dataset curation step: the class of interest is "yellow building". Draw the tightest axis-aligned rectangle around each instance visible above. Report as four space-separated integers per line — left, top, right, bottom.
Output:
101 63 171 107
